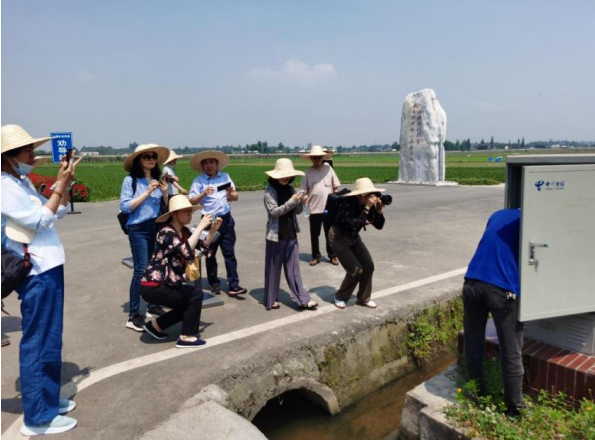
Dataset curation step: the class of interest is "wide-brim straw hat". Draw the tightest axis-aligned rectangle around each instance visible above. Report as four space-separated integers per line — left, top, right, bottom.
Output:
1 124 53 155
5 196 42 243
123 144 170 172
164 151 184 165
156 195 202 223
265 158 305 180
301 145 332 160
346 178 386 197
190 151 229 172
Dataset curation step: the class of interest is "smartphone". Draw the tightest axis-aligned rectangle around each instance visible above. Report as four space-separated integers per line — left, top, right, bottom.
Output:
64 149 74 162
217 182 232 192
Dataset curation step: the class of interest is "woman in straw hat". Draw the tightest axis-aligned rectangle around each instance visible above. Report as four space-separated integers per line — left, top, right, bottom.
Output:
263 158 318 310
329 177 386 310
161 150 188 196
1 124 81 436
120 144 170 331
140 195 222 348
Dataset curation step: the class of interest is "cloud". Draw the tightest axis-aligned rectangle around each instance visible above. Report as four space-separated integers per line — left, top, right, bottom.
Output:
249 59 338 84
475 100 505 112
77 71 97 83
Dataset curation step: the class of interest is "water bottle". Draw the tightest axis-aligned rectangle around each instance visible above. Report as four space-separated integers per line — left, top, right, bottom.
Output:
303 204 310 218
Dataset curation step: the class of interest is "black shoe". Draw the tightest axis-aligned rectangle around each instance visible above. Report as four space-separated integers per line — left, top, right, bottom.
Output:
146 305 166 318
176 338 207 348
228 286 248 296
143 321 168 340
126 314 145 332
211 284 222 295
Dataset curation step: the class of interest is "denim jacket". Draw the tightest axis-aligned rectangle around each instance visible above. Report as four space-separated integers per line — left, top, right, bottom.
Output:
264 185 303 242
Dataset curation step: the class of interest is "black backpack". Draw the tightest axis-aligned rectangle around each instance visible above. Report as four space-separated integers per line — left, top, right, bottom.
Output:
322 188 351 230
117 177 137 235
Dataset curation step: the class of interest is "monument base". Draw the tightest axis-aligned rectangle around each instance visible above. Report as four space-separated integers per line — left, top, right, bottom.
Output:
391 180 458 186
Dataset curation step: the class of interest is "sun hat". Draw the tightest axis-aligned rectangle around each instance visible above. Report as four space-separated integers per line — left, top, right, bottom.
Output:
123 144 170 172
265 158 305 180
5 196 42 243
1 125 53 155
301 145 332 160
345 178 386 197
164 151 184 165
156 195 202 223
189 150 229 172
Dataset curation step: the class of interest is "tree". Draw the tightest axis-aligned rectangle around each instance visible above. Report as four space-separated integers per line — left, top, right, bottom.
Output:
129 142 139 150
489 136 494 150
478 139 488 150
521 137 525 149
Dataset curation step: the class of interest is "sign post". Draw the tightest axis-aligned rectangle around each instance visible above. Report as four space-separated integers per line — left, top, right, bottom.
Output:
50 132 81 214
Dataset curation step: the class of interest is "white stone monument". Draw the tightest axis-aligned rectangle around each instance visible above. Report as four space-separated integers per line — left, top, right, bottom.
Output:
397 89 450 185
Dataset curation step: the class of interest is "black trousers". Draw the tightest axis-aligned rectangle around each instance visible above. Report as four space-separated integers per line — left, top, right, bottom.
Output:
141 284 204 336
309 213 335 259
463 279 525 412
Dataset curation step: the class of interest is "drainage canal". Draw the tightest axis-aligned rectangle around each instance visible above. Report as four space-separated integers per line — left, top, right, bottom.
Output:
252 350 457 439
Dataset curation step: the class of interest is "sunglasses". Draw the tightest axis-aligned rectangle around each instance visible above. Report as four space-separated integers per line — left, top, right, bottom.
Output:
141 153 158 160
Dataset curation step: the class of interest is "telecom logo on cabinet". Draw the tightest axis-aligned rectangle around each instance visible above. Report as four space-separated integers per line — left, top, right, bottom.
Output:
535 180 565 192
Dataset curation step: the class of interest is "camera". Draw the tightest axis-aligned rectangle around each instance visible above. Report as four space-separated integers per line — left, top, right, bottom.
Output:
374 193 392 206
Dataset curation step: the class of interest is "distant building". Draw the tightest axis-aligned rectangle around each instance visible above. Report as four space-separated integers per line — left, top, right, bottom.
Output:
81 151 100 156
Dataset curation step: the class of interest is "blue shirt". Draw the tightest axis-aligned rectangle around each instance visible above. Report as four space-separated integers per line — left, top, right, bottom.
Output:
119 176 163 226
465 209 521 295
189 172 235 216
1 172 67 275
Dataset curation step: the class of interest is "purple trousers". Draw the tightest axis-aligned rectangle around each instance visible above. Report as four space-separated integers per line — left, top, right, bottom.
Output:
264 238 311 310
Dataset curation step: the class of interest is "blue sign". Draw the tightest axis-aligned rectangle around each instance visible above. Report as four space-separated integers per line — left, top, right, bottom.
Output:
51 132 73 163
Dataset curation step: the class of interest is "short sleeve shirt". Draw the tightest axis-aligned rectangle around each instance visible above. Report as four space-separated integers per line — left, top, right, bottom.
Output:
189 172 235 216
300 164 340 214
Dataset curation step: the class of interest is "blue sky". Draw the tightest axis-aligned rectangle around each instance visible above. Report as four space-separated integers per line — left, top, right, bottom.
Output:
2 0 594 148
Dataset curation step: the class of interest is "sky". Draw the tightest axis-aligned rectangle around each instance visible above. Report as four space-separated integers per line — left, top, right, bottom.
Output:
2 0 595 148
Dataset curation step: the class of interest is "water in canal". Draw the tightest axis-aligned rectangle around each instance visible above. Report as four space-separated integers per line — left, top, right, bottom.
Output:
252 351 457 440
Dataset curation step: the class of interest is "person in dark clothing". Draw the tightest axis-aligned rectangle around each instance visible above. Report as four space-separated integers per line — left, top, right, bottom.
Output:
329 178 386 309
463 208 525 417
140 195 222 348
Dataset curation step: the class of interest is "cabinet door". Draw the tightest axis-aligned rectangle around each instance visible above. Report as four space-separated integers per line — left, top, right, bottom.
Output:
519 164 595 321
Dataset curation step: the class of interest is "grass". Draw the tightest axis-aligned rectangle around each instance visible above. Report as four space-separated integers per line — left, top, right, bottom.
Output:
445 359 595 439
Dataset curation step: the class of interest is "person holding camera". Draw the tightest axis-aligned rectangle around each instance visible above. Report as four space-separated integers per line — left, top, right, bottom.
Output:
120 144 170 331
263 159 318 310
300 145 341 266
161 151 188 196
188 151 247 297
140 195 222 348
1 124 81 436
329 178 386 309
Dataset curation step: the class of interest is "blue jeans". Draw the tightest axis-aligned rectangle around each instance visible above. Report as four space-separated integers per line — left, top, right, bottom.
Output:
128 218 157 315
16 265 64 426
463 279 525 413
205 213 240 290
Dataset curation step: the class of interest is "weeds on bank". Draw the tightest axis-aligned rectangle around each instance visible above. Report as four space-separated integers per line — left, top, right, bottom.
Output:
445 360 595 440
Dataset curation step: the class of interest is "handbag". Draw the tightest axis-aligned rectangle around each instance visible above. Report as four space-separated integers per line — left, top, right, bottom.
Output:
1 246 32 298
117 177 137 235
185 252 201 282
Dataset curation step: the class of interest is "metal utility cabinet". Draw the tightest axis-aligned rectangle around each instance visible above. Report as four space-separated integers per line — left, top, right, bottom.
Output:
505 154 595 354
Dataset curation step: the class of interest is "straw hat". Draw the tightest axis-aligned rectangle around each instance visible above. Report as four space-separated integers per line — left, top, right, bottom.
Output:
156 195 202 223
190 150 229 172
265 158 305 180
345 178 386 197
5 196 42 243
164 151 184 165
1 124 53 155
123 144 170 172
301 145 332 160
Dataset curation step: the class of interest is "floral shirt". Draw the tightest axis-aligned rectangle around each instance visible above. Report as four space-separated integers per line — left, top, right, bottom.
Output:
141 225 207 288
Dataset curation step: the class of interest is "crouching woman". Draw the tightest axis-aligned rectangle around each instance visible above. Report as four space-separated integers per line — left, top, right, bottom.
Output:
140 195 222 348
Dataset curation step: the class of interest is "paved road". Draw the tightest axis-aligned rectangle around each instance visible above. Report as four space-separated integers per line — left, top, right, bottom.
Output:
1 183 504 438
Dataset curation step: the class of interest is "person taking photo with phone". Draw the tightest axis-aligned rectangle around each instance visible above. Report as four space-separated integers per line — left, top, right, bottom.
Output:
188 151 247 298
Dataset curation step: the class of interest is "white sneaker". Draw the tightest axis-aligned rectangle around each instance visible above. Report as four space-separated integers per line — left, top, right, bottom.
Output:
59 398 76 414
334 299 346 309
356 300 377 308
21 415 77 436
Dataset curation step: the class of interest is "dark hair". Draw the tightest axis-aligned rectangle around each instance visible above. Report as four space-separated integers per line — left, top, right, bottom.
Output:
3 144 32 159
130 154 161 179
267 176 295 187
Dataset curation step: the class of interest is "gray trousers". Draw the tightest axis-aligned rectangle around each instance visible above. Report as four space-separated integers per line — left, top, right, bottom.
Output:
264 238 311 310
329 227 374 303
463 279 525 413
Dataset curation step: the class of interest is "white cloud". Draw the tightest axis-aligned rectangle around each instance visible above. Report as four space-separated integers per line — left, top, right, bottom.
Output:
249 59 338 84
476 100 504 111
77 71 97 83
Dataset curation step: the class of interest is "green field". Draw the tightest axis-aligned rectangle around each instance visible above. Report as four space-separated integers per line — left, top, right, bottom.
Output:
35 150 564 201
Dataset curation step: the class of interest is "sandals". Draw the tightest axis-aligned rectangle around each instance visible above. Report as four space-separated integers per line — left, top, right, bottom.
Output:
302 301 318 310
270 302 280 310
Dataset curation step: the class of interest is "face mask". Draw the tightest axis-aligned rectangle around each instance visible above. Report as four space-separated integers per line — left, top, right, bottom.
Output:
10 158 34 177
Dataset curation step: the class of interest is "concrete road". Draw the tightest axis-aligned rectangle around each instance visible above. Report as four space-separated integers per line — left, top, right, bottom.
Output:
1 183 504 438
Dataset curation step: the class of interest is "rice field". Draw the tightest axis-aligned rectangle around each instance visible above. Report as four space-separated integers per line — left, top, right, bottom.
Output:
32 154 506 202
